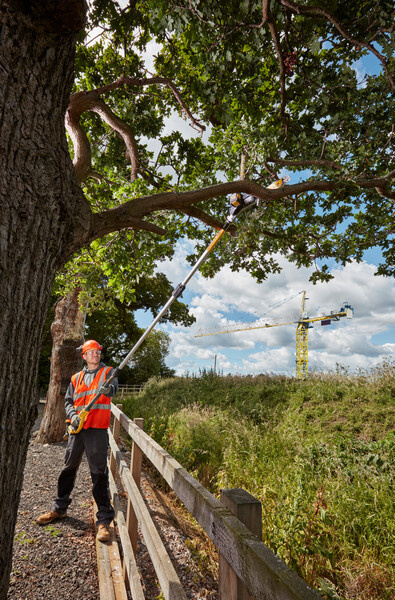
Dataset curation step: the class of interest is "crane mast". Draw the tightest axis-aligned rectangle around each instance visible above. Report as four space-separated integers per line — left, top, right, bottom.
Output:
295 291 308 379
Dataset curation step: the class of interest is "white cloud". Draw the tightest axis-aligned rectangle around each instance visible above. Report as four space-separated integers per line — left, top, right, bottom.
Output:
152 242 395 376
141 39 162 73
241 346 295 374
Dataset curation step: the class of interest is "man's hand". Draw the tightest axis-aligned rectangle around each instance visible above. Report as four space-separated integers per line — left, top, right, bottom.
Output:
100 382 112 395
71 414 81 430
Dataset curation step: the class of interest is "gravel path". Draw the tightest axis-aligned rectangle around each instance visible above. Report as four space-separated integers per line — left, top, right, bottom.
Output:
8 406 99 600
8 406 218 599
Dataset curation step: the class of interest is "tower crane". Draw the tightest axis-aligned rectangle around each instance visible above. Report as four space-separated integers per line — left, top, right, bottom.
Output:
194 291 354 380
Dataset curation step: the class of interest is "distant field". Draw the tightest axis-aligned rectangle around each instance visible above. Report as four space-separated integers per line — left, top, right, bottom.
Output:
122 360 395 600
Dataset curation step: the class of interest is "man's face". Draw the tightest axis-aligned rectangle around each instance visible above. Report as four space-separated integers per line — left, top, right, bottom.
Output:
83 349 101 368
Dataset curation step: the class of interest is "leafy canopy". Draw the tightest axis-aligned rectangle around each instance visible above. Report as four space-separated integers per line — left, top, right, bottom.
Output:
63 0 393 308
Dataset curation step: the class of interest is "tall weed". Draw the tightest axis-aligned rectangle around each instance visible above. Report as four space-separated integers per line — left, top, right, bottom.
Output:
121 363 395 599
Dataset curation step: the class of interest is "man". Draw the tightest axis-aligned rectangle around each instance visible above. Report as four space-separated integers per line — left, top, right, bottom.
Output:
37 340 118 543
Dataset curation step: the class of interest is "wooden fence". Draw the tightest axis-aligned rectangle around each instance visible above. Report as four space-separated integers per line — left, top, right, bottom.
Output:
100 403 323 600
117 384 144 398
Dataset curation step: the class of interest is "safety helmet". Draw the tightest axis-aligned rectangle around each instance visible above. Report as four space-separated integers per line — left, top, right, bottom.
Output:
80 340 103 357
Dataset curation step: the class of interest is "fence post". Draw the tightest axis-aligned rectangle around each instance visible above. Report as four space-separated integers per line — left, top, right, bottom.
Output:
110 403 122 478
125 418 144 558
219 488 262 600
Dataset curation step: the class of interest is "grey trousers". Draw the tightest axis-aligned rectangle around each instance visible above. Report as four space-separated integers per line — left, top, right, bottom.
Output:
53 428 115 525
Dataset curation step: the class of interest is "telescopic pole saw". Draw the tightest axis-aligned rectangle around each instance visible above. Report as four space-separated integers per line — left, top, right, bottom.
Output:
68 177 289 435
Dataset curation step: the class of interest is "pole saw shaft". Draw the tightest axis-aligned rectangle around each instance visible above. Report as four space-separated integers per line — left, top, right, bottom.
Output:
117 178 289 373
68 227 229 437
119 227 227 370
68 177 288 436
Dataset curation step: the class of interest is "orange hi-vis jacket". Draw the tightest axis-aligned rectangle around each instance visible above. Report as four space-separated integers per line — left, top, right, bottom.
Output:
72 366 113 429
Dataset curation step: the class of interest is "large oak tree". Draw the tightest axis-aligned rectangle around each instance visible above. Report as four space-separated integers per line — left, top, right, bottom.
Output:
1 0 393 595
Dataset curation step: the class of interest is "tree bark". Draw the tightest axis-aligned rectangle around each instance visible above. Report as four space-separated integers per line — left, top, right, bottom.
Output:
36 290 85 443
0 2 88 596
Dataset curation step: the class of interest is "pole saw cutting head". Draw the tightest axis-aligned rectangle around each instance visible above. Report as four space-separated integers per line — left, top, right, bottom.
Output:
226 192 258 224
226 177 290 225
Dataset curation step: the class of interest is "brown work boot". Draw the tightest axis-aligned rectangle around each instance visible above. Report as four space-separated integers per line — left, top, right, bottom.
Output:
97 523 111 542
37 510 67 525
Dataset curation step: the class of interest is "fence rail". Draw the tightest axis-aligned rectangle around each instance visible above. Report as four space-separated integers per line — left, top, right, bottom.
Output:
103 403 322 600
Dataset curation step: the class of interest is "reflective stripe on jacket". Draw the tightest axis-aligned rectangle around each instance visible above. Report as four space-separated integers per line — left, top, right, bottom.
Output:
71 366 113 429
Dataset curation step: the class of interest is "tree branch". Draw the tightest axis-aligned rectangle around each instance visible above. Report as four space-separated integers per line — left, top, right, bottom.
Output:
247 0 287 117
65 91 96 183
66 74 206 184
65 90 140 183
375 186 395 201
94 75 206 133
279 0 395 89
266 7 287 118
180 205 237 235
267 157 343 169
91 212 167 240
91 98 139 181
89 173 394 243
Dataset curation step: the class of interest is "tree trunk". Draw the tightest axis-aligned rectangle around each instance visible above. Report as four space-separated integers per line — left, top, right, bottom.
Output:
36 290 85 443
0 2 88 596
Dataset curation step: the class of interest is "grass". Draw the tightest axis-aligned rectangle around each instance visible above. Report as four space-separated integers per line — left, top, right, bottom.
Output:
121 360 395 600
44 525 63 538
15 531 36 545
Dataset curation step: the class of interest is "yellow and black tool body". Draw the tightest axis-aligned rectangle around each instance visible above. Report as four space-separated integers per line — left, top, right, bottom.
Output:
67 409 89 437
66 376 119 438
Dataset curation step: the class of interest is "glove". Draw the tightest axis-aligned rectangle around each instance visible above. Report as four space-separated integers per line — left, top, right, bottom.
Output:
71 414 81 430
100 382 112 395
